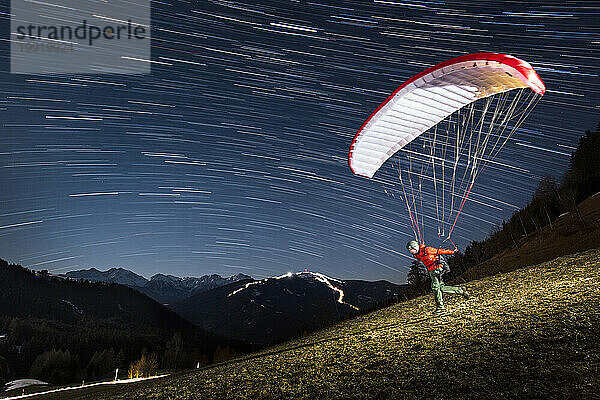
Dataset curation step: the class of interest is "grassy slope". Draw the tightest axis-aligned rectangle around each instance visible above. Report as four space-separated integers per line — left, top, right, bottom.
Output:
38 249 600 400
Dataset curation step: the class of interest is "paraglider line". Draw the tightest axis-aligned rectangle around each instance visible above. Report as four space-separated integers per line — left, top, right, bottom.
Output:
447 181 474 239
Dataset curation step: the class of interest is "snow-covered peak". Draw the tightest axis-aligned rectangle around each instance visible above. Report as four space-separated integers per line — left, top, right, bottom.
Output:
149 273 182 283
66 267 148 287
64 268 253 303
227 273 252 281
294 271 343 284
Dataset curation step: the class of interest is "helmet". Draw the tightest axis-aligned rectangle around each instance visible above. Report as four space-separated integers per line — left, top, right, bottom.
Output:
406 240 419 251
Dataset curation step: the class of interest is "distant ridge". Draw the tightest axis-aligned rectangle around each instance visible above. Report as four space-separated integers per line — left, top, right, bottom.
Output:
64 268 252 304
65 267 148 287
172 271 406 345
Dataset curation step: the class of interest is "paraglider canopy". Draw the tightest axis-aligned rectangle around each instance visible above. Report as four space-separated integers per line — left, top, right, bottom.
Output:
348 53 545 242
348 53 545 179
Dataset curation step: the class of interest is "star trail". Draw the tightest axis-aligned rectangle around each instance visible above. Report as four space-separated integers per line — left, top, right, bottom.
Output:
0 1 598 283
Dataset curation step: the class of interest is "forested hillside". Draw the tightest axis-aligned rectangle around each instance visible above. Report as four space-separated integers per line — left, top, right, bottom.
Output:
441 122 599 282
0 261 250 387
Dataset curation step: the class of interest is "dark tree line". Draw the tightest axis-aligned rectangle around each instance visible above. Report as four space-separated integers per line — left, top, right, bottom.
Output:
0 261 252 386
406 260 429 298
0 317 245 386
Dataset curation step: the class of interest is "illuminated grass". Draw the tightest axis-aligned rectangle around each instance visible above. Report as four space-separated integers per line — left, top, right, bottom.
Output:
40 249 600 399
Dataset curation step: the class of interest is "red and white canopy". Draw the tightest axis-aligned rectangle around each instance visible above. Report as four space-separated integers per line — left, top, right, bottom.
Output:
348 53 545 178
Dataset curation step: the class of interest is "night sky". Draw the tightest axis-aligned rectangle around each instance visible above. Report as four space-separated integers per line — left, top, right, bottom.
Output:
0 1 598 283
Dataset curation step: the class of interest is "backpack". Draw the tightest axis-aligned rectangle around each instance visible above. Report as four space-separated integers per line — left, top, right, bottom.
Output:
438 255 451 276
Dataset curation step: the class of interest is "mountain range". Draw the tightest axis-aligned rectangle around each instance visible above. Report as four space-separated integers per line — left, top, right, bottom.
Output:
64 268 251 304
172 271 406 345
64 267 406 346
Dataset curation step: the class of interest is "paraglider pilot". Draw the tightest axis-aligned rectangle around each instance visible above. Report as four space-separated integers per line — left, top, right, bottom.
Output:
406 240 470 316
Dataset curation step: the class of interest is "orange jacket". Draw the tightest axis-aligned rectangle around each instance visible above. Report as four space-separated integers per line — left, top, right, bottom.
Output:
413 244 455 271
